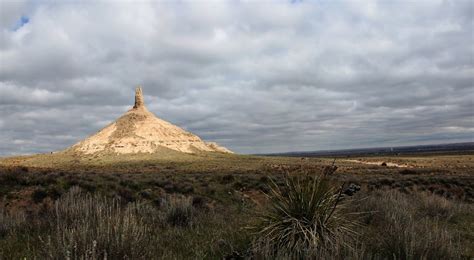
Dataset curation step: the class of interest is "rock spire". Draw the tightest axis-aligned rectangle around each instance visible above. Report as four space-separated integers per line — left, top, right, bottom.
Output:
133 86 144 109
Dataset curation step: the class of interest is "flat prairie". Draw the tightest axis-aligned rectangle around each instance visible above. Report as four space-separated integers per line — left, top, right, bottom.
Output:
0 151 473 259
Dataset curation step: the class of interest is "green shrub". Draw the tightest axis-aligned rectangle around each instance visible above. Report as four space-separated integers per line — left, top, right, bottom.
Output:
117 187 136 202
0 172 23 185
221 174 235 184
0 208 27 238
165 196 194 227
252 174 358 257
191 195 206 209
399 169 418 175
31 188 48 203
46 186 63 200
139 190 153 199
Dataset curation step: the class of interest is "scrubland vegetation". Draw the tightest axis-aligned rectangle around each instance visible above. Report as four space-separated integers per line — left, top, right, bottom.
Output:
0 153 473 259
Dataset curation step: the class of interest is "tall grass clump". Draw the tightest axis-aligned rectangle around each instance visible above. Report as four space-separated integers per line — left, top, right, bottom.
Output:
39 186 156 259
0 208 27 238
355 190 463 259
252 173 358 258
164 196 195 227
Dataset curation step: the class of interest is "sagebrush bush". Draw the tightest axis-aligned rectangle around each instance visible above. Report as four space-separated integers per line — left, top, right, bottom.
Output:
0 208 27 238
416 191 460 220
164 196 194 227
252 173 358 258
41 186 154 259
355 190 463 259
31 188 48 203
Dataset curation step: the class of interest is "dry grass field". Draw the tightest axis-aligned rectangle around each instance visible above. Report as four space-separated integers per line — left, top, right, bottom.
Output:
0 151 473 259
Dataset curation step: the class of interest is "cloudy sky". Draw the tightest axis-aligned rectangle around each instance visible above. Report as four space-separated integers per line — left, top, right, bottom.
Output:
0 0 473 156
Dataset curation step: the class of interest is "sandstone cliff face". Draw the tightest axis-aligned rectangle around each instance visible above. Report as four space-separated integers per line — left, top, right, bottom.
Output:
70 87 232 154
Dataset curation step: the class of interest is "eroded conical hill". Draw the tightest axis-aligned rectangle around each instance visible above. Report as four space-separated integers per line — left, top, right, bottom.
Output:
70 87 232 154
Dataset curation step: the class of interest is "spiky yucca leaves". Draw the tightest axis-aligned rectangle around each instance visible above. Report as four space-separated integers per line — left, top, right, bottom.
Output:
253 173 358 257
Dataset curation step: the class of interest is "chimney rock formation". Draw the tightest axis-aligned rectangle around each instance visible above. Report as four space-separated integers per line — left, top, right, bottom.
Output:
133 87 144 109
70 87 232 154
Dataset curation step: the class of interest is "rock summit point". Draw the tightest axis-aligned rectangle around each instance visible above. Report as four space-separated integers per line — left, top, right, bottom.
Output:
133 86 145 109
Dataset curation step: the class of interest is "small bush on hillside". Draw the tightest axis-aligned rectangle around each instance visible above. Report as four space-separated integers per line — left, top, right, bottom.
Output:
191 196 206 209
117 187 136 202
0 172 24 185
221 174 235 184
46 186 63 200
0 209 27 238
165 196 194 227
139 190 153 199
31 188 48 203
399 169 418 175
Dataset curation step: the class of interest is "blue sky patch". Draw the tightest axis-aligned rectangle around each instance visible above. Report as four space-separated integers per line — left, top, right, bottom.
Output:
13 16 29 31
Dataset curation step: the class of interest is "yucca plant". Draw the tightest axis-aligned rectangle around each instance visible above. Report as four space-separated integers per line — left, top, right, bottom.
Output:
252 172 358 258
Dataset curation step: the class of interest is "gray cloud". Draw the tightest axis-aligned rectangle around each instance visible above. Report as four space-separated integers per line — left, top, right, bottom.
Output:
0 0 473 156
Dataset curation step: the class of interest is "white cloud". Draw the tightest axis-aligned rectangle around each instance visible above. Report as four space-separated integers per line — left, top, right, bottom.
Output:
0 0 472 155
